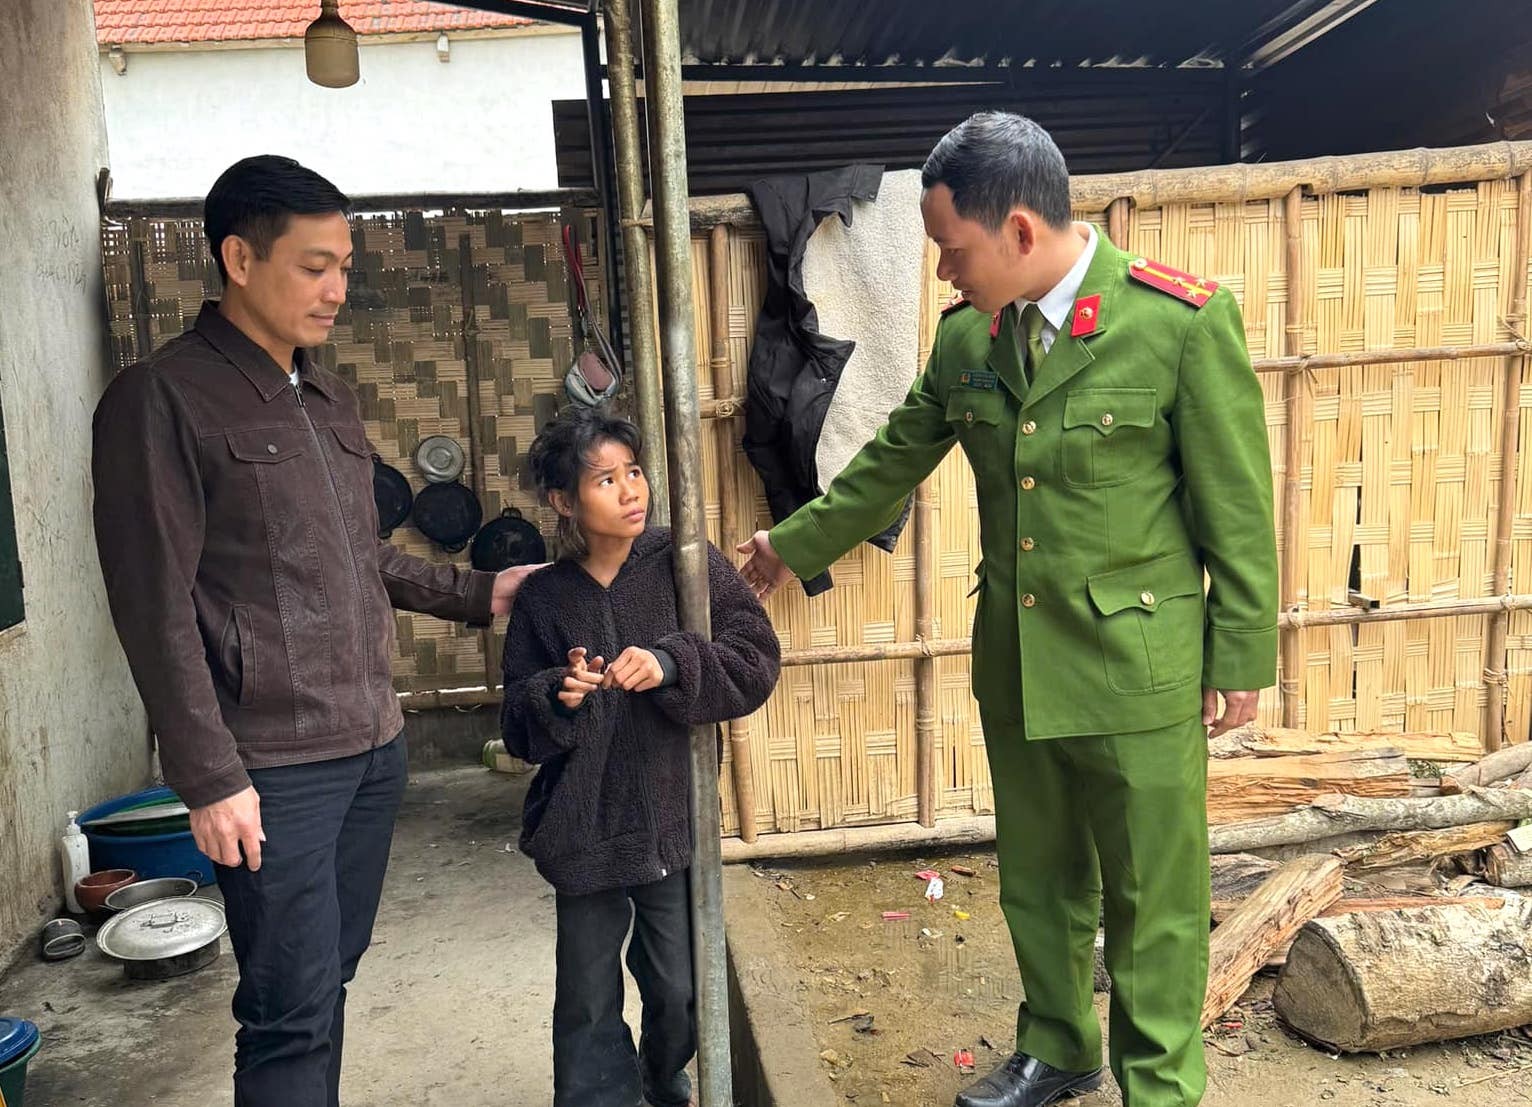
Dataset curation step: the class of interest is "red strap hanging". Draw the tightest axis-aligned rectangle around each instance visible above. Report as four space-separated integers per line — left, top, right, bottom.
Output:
562 224 590 317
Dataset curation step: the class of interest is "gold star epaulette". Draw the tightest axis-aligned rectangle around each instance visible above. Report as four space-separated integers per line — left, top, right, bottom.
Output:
1127 257 1218 307
940 295 974 317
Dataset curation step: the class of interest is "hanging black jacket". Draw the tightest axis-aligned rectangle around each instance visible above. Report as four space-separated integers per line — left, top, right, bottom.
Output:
742 164 910 596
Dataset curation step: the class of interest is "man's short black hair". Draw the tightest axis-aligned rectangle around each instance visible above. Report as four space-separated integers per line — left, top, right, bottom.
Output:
203 155 352 282
921 112 1072 232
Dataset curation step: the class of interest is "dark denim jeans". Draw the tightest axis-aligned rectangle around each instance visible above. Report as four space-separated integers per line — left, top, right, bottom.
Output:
553 869 696 1107
215 735 408 1107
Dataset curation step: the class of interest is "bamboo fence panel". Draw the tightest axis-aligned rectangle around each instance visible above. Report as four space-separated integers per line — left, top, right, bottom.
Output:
689 166 1532 837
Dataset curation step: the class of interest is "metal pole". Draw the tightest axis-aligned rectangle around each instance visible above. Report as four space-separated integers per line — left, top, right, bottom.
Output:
604 0 669 523
640 0 733 1102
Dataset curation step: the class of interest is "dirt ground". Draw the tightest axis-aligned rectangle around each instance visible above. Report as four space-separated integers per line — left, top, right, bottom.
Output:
3 765 646 1106
746 848 1532 1107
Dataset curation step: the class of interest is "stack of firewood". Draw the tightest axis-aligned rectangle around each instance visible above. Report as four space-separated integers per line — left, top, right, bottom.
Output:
1196 727 1532 1054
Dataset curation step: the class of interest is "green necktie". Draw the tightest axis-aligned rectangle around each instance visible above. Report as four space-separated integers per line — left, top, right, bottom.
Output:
1020 302 1047 385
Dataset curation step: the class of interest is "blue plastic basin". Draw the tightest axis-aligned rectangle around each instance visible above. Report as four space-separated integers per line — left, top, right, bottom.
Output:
79 786 214 886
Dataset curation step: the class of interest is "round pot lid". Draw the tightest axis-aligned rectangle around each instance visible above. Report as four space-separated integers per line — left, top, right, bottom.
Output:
96 897 227 962
0 1017 39 1068
415 436 466 483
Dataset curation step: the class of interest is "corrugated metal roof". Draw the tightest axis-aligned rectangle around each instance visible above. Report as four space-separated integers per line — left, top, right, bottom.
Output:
555 72 1232 193
671 0 1314 68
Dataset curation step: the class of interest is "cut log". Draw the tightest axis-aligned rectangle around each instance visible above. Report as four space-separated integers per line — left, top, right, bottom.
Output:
1484 842 1532 887
1209 790 1532 853
1212 726 1482 763
1329 821 1517 871
1202 854 1344 1028
1273 900 1532 1051
1209 853 1280 904
1440 742 1532 794
1211 894 1506 925
1206 749 1411 824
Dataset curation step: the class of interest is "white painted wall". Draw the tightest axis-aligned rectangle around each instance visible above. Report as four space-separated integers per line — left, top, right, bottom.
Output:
99 29 586 200
1 0 150 961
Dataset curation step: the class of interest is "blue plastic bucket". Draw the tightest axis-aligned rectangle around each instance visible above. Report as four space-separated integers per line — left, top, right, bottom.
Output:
79 786 214 886
0 1020 41 1107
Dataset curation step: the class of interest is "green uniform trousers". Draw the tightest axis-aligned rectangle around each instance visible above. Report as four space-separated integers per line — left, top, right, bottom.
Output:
982 712 1210 1107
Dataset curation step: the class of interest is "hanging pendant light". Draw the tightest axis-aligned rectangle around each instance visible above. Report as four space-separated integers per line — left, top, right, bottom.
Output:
305 0 359 88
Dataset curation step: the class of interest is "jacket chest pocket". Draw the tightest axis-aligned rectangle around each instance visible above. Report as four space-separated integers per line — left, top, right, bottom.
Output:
946 389 1011 472
324 422 377 532
1061 388 1157 488
227 427 307 468
225 427 316 548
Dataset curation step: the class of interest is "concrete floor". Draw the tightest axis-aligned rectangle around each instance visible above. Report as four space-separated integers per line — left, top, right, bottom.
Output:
3 764 644 1106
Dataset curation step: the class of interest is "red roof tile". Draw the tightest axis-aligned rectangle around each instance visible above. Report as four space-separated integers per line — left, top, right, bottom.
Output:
95 1 532 46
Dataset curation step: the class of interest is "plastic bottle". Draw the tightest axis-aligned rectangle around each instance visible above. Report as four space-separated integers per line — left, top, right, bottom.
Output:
59 811 89 913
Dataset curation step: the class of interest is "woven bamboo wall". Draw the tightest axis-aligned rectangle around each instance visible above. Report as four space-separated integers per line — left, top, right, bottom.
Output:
98 156 1532 842
102 209 603 693
695 176 1532 838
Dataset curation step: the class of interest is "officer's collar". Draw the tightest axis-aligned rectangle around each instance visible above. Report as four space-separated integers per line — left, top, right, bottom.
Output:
1013 223 1099 334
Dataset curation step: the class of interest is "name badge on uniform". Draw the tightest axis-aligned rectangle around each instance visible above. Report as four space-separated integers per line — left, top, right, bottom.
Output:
957 369 999 392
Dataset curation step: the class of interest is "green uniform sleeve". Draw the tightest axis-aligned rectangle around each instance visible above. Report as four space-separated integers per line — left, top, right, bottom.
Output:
770 355 956 582
1171 290 1279 691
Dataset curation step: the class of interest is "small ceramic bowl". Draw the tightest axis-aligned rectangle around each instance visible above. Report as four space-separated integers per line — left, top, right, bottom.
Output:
75 869 138 915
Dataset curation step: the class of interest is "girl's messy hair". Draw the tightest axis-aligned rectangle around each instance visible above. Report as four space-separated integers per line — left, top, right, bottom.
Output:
525 404 644 558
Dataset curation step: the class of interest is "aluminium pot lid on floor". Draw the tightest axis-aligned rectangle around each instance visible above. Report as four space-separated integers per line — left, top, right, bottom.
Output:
96 897 227 961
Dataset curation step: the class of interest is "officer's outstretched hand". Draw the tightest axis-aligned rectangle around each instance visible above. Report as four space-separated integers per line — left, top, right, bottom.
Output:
737 530 793 600
1204 688 1259 738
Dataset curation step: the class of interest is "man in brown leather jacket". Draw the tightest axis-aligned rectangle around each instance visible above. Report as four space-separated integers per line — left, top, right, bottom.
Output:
91 155 534 1107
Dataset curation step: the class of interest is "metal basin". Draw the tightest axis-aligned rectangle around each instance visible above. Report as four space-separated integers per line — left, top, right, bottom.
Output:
103 877 199 912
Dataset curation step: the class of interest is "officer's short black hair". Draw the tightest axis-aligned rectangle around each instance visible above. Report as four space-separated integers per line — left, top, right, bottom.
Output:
922 112 1072 232
527 404 645 557
204 155 352 283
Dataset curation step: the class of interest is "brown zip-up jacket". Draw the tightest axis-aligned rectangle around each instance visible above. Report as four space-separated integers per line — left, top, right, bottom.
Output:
92 303 494 807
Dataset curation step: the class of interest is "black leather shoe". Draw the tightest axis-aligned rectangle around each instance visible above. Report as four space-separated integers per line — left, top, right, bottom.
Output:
954 1052 1105 1107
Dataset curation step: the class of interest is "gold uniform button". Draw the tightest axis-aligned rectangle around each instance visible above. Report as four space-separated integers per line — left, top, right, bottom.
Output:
964 410 975 424
1021 420 1037 436
1021 594 1037 608
1140 590 1155 606
1020 476 1036 491
1101 413 1114 427
1020 537 1035 551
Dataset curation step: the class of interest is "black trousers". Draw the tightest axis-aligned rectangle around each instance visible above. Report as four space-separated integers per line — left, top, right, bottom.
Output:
553 869 696 1107
215 735 408 1107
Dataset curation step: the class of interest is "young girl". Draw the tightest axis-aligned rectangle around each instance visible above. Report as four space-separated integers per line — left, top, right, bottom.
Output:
501 405 781 1107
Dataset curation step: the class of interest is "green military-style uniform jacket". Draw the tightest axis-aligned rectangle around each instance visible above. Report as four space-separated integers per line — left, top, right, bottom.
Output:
770 237 1279 737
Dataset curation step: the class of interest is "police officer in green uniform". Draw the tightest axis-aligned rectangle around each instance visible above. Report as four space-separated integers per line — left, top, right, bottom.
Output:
738 113 1278 1107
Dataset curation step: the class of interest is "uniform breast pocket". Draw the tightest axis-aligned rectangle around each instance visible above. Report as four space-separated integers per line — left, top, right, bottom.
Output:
1060 388 1158 489
945 389 1010 465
